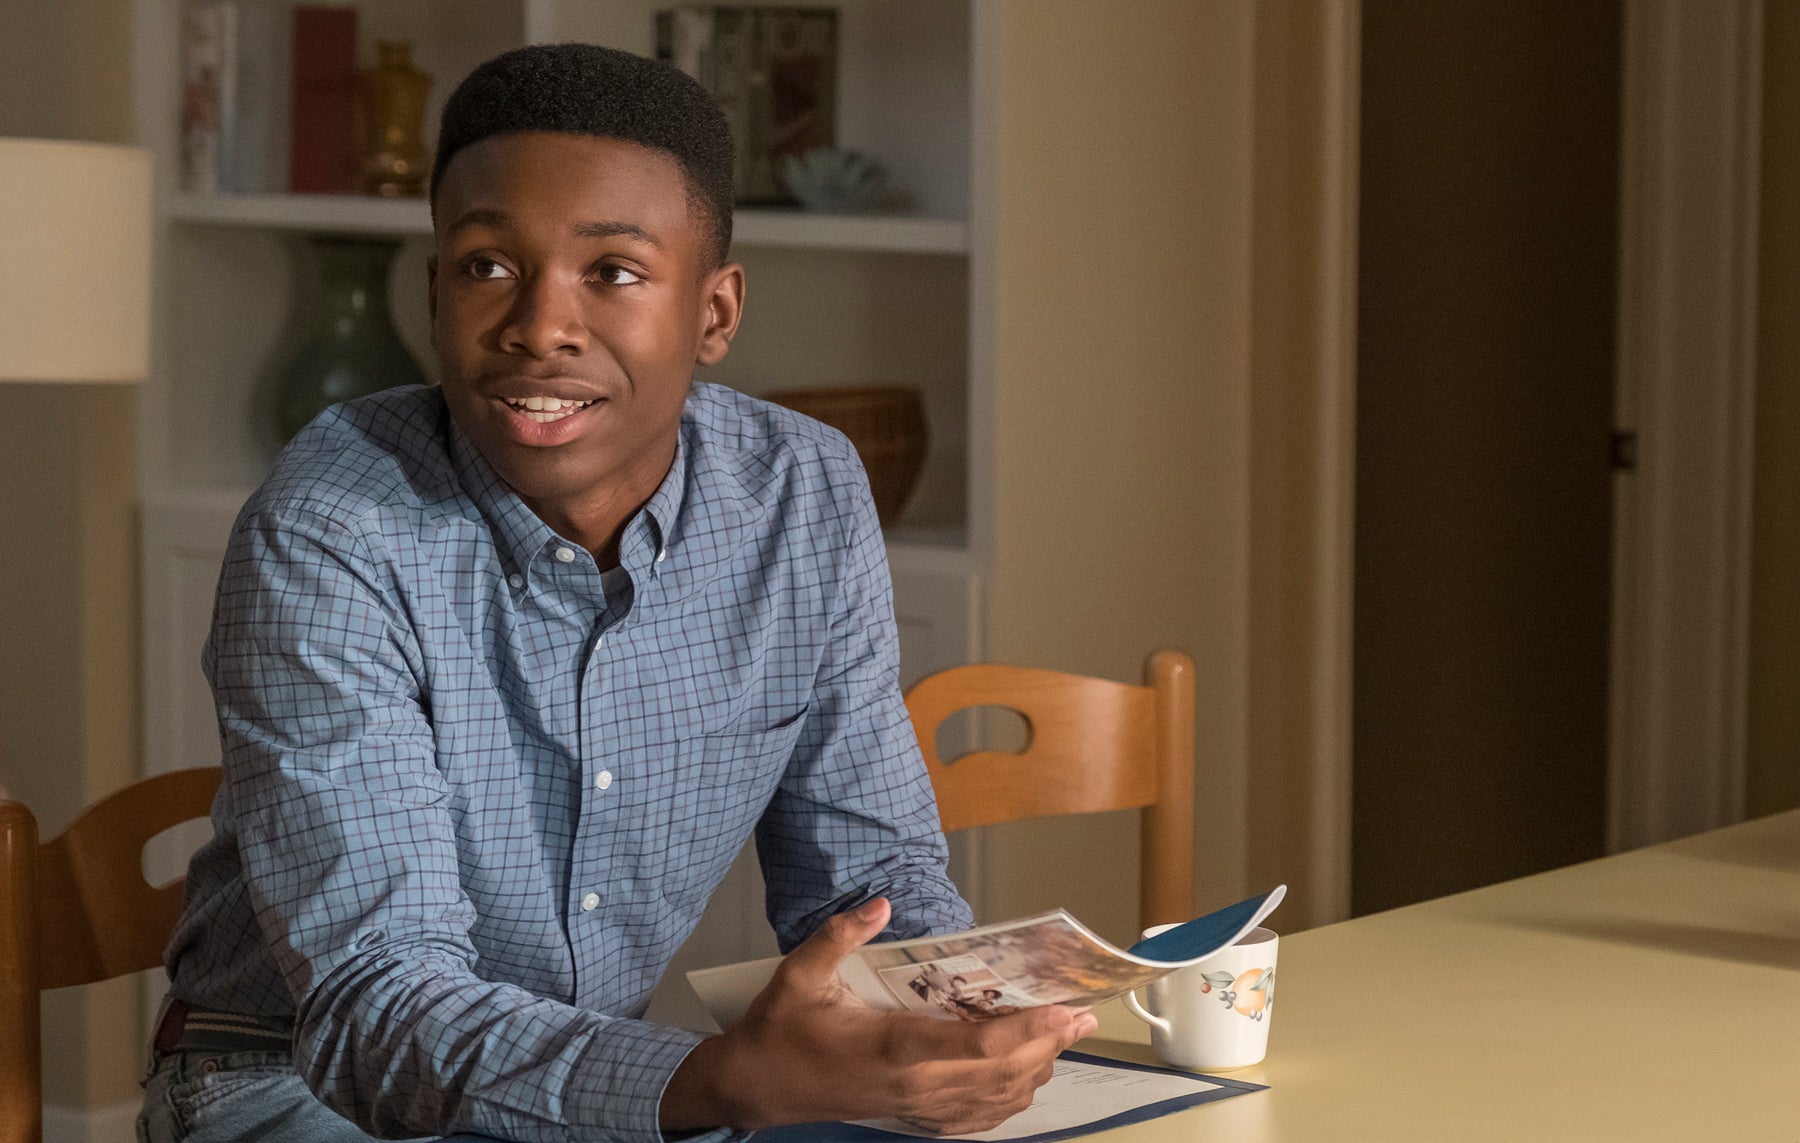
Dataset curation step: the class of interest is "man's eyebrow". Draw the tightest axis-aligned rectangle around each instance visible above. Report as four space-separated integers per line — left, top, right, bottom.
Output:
573 219 663 249
445 207 510 237
442 210 663 250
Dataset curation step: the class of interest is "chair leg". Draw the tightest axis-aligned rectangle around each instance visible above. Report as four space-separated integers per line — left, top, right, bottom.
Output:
1 801 44 1143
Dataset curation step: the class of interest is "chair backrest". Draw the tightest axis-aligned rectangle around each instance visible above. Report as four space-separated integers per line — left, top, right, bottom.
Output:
0 767 220 1143
904 650 1196 929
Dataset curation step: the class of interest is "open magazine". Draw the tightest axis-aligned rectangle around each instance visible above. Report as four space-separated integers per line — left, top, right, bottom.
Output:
688 885 1285 1029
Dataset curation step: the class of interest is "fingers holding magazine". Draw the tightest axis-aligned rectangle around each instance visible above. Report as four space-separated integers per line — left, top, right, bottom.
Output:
660 896 1099 1136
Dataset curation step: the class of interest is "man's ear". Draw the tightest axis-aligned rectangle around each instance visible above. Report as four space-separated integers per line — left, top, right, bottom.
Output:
696 262 745 367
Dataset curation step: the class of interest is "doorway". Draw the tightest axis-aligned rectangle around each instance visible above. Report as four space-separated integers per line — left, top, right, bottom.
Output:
1351 0 1622 914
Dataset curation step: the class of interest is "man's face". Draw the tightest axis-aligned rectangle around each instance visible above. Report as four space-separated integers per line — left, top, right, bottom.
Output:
428 131 742 510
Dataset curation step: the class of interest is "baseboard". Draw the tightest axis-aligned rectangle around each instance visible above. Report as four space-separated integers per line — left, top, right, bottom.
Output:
43 1100 139 1143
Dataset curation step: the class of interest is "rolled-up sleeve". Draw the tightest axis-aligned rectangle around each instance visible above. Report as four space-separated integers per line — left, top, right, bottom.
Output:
209 504 726 1143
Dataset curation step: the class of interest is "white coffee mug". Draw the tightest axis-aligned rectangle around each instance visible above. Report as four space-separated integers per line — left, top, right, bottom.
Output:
1122 925 1278 1070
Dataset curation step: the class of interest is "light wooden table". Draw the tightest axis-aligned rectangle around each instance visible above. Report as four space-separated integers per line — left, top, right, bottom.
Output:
1084 809 1800 1141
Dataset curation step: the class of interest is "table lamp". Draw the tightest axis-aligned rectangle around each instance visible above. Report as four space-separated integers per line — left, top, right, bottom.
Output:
0 137 152 384
0 138 152 803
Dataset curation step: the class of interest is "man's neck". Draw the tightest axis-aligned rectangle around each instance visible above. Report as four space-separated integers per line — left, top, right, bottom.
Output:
520 437 677 570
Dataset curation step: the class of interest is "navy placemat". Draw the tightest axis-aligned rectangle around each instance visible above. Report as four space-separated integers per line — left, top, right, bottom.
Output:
748 1050 1267 1143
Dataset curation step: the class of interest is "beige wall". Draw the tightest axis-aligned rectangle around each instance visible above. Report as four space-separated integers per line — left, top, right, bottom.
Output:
0 0 146 1117
976 0 1256 945
1749 3 1800 819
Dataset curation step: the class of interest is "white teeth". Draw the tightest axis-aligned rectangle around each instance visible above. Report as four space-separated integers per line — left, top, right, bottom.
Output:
502 395 598 420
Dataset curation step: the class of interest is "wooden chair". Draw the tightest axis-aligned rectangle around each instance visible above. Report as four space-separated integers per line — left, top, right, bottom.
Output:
905 650 1197 928
0 768 221 1143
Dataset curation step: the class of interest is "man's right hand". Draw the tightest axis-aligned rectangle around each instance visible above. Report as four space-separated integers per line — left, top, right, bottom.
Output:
660 897 1099 1136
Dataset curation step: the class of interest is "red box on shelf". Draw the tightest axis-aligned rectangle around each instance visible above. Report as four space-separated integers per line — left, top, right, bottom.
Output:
289 6 358 194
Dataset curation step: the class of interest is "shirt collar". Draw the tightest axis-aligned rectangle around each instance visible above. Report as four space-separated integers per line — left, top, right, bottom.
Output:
446 401 690 582
635 420 687 565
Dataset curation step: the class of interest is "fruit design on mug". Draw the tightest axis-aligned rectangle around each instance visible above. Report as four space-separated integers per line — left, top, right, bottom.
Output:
1199 967 1276 1021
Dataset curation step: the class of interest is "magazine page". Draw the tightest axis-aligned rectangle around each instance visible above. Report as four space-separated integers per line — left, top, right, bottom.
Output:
1124 884 1286 965
839 885 1287 1017
687 887 1285 1029
840 911 1169 1016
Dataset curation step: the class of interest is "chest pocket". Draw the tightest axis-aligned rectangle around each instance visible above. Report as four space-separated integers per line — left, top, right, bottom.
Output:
628 561 825 739
678 705 809 797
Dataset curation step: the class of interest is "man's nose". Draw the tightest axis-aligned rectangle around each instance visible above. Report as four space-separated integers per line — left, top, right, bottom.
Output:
500 273 589 358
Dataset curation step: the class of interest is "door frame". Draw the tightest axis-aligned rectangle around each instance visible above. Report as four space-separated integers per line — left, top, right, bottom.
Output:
1609 0 1763 852
1245 0 1361 928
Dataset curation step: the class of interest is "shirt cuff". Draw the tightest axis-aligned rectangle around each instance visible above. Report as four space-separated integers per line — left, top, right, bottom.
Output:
566 1019 749 1143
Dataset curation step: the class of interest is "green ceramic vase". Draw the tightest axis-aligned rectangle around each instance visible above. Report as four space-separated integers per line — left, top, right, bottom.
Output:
275 234 426 440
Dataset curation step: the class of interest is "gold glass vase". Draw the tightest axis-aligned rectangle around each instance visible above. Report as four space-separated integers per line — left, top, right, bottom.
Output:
358 41 431 197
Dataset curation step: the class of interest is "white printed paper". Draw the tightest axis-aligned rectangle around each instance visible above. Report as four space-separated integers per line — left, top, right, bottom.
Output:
855 1058 1228 1141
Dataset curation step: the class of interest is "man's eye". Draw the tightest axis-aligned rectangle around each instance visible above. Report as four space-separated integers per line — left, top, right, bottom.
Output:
595 264 645 286
466 258 513 280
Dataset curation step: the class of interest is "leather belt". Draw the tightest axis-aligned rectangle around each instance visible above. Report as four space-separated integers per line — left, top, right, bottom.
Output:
153 998 295 1057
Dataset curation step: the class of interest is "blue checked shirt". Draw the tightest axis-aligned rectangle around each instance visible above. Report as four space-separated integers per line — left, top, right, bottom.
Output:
166 383 973 1142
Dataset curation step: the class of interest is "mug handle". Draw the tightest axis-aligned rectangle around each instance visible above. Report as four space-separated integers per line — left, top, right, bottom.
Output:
1122 988 1172 1036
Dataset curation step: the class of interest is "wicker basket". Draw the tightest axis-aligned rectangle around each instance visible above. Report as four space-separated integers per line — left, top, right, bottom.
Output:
763 385 928 527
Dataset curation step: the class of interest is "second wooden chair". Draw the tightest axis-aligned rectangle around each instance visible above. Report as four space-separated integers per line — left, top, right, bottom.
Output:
904 650 1196 929
0 767 220 1143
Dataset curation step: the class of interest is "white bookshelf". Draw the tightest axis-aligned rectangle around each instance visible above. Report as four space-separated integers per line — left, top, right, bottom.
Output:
132 2 991 960
138 0 975 535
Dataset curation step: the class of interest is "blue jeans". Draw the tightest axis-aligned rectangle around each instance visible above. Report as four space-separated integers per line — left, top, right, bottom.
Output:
137 1049 414 1143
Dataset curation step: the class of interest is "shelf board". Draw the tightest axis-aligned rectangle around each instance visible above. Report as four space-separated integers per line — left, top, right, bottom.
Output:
167 193 968 254
169 192 432 235
733 210 967 254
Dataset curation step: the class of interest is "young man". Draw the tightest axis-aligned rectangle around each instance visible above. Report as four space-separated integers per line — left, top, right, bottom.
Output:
140 44 1093 1143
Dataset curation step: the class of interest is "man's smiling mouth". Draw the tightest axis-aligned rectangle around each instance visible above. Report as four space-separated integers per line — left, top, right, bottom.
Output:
501 395 601 423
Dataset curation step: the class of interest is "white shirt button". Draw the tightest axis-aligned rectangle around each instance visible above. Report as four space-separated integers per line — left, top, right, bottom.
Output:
595 770 613 790
554 546 576 563
581 892 599 912
656 548 668 563
507 573 523 589
594 635 604 652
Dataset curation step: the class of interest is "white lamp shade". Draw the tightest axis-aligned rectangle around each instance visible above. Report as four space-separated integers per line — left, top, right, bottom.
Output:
0 137 152 383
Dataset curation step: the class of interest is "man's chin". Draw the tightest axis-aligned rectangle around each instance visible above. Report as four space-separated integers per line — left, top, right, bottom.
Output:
487 451 603 506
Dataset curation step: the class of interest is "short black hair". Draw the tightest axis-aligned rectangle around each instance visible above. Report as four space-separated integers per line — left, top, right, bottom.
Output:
430 43 735 266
